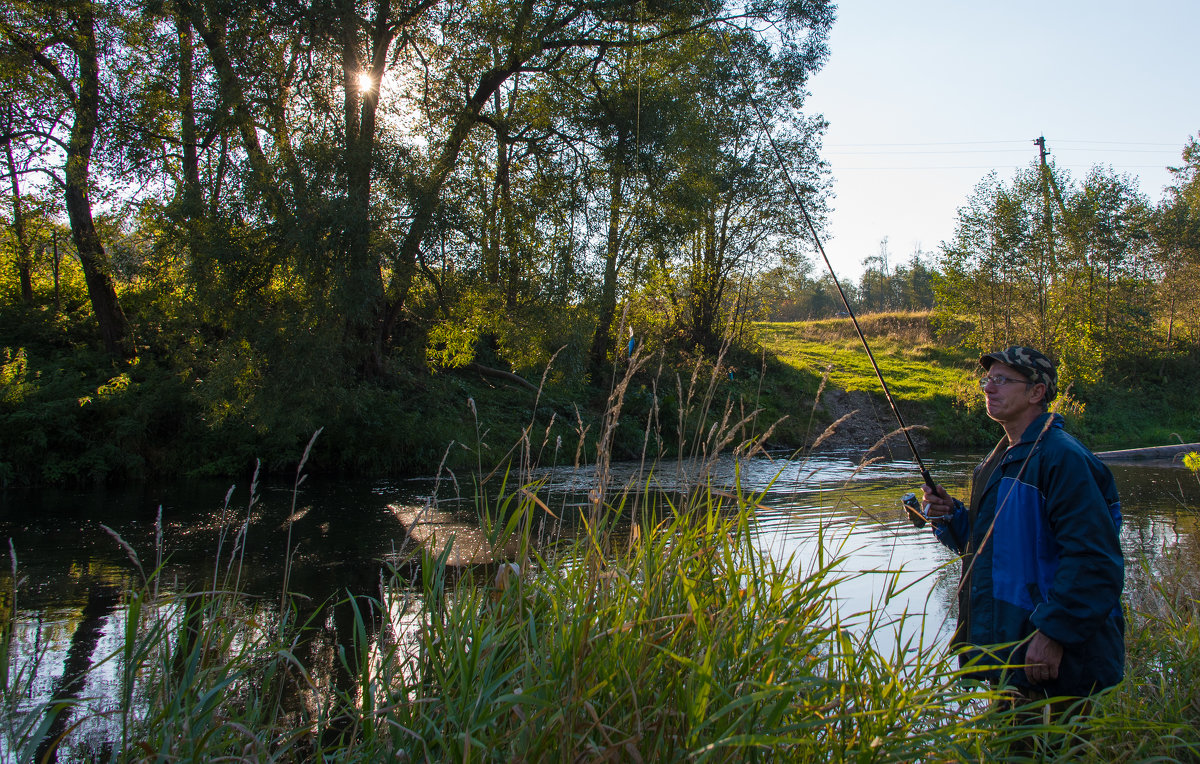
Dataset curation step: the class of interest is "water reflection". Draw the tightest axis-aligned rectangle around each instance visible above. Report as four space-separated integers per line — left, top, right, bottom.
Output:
0 453 1196 758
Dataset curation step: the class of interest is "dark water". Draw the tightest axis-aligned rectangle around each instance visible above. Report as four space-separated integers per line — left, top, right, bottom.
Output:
1 452 1197 757
0 477 434 616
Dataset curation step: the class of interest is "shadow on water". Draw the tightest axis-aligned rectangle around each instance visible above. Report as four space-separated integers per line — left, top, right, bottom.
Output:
0 451 1196 757
0 477 433 758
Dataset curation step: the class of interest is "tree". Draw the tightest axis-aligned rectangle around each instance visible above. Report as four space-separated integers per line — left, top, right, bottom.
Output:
0 0 133 355
1 104 34 302
858 237 891 312
935 157 1159 385
618 25 831 356
1150 134 1200 350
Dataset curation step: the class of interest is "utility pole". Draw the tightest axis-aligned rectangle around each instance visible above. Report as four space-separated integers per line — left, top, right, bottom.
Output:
1034 136 1055 268
1034 136 1055 347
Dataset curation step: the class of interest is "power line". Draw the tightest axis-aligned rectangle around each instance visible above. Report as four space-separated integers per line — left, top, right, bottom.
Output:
1051 147 1180 155
1052 140 1181 147
826 138 1182 149
826 148 1035 156
828 148 1176 156
831 164 1173 171
826 147 1177 157
832 165 1028 171
826 139 1029 147
825 163 1171 170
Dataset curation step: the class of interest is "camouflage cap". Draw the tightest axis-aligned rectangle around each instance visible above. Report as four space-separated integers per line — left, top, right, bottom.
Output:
980 346 1058 402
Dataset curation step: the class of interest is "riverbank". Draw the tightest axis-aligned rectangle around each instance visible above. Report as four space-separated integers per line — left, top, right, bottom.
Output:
3 308 1198 486
753 312 1200 455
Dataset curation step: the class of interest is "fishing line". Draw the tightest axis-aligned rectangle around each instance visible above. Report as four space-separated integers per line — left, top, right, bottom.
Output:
719 30 935 496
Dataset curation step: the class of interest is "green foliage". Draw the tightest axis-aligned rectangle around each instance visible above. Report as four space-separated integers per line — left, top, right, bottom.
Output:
856 242 937 314
750 264 852 321
0 342 191 484
1063 375 1200 449
1092 534 1200 760
424 283 594 383
931 158 1182 391
3 4 1198 485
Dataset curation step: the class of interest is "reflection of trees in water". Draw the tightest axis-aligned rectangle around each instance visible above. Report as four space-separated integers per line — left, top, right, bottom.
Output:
34 584 120 763
1124 511 1200 618
24 563 432 759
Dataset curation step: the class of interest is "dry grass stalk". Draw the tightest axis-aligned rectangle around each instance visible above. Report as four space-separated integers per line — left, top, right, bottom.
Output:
812 410 858 450
591 344 651 515
864 424 930 460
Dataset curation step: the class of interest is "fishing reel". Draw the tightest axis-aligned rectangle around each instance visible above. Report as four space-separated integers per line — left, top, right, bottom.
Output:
901 491 930 528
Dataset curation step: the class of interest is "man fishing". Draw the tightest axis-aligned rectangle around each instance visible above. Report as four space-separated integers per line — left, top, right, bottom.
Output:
921 346 1125 699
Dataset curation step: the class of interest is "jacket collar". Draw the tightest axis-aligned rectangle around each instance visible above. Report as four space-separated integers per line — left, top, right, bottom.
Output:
973 413 1063 504
1001 412 1063 464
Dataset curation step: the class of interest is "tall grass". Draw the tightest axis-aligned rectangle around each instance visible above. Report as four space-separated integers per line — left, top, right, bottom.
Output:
6 478 1200 760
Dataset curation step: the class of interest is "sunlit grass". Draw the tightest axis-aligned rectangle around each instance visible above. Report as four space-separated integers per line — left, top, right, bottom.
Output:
755 311 978 402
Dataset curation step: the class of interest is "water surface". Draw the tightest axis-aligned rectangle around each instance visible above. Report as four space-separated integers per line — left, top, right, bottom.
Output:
1 451 1196 758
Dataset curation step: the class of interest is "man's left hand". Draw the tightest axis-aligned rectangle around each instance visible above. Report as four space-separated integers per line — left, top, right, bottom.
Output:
1025 631 1064 684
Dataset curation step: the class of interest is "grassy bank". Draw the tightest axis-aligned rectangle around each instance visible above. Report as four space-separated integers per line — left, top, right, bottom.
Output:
752 313 994 450
4 305 1198 487
754 312 1200 452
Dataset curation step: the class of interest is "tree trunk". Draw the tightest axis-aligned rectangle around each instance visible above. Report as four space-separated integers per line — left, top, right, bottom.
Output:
499 129 520 309
186 2 281 215
175 10 202 219
52 231 61 311
2 118 34 303
343 0 395 376
588 130 627 379
65 7 132 357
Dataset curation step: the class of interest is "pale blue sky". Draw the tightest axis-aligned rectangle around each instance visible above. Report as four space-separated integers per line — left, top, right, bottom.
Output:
804 0 1198 279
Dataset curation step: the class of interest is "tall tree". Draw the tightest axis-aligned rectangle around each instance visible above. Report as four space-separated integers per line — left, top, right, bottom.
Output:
0 0 133 354
620 26 830 356
1 104 34 302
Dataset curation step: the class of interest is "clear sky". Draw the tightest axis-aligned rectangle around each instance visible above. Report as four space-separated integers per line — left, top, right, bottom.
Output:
803 0 1199 279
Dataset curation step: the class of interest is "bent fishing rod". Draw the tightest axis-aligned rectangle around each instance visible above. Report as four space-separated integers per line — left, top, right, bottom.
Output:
739 74 936 524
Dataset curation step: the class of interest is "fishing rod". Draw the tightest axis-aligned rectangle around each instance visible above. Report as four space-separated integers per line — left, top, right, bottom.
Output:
737 67 936 525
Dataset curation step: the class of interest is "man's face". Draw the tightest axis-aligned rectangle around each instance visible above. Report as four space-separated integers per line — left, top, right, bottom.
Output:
981 361 1045 425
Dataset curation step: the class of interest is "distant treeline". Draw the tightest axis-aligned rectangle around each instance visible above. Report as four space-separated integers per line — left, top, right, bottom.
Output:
761 142 1200 394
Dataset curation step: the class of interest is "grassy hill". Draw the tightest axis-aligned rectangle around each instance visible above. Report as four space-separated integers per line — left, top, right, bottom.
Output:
751 311 1200 455
749 311 995 454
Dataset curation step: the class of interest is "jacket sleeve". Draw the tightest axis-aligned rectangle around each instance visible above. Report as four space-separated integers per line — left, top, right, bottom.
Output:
932 499 968 554
1028 445 1124 646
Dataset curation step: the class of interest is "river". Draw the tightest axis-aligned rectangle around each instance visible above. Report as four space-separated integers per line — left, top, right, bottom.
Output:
1 451 1197 758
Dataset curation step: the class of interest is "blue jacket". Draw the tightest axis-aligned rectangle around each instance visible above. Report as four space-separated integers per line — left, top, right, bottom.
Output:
934 413 1125 695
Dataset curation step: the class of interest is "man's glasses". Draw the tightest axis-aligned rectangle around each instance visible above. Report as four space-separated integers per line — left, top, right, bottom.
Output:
978 375 1033 389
